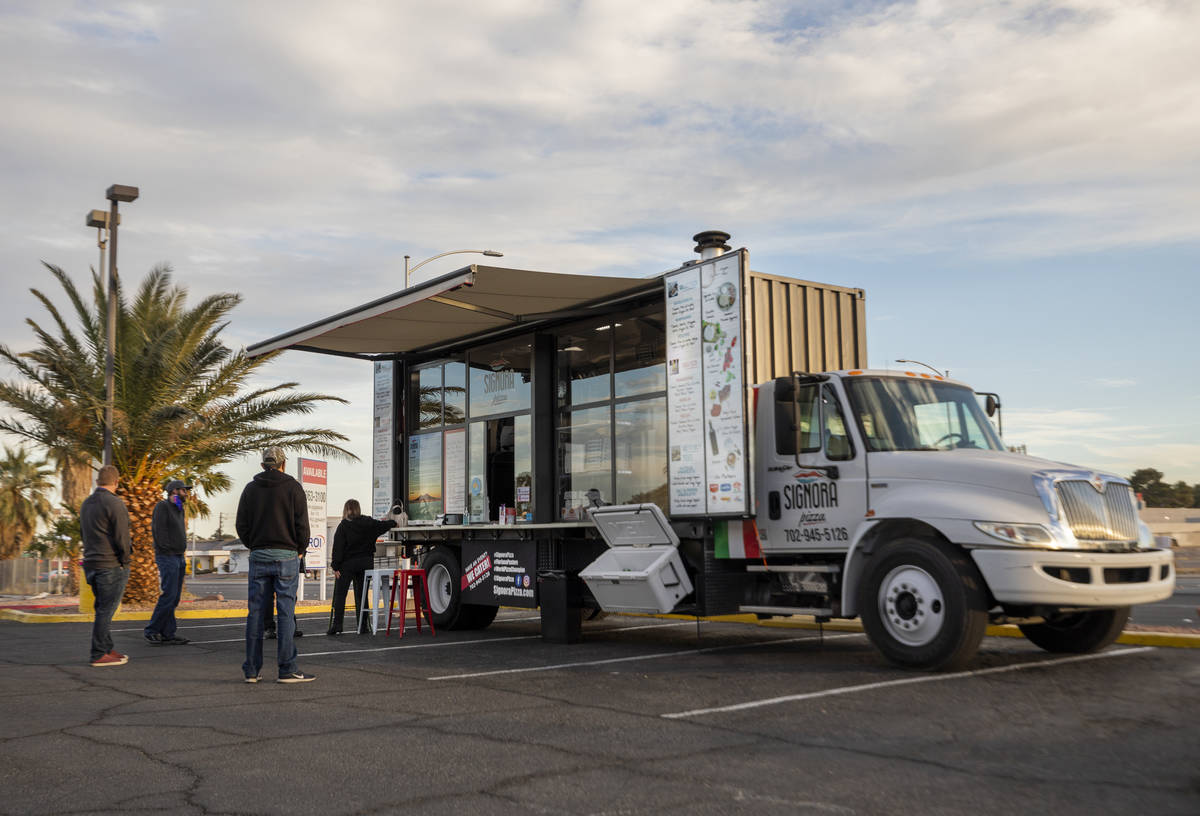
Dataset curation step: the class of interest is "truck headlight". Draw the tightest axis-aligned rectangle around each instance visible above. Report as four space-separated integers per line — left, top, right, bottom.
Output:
973 521 1054 546
1137 520 1156 550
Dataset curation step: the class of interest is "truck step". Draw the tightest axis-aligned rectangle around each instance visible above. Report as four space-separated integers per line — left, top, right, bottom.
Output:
745 564 840 574
739 605 833 617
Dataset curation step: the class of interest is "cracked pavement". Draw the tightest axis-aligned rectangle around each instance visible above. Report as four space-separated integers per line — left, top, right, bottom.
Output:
1 610 1197 815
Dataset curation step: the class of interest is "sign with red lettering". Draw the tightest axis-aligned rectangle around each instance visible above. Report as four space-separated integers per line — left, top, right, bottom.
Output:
297 457 328 568
300 459 327 485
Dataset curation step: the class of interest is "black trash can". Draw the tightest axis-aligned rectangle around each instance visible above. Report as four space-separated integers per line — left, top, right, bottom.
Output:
538 569 582 643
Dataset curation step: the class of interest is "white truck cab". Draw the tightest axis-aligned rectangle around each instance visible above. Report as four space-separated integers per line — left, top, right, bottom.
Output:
753 369 1175 669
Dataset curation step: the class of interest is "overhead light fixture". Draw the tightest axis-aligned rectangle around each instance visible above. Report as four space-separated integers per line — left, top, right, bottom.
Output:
595 323 622 332
561 345 583 352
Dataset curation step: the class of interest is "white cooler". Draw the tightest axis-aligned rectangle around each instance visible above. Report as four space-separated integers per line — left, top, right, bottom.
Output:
581 504 693 614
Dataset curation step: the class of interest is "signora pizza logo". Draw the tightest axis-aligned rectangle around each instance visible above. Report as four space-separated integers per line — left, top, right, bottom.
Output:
794 470 826 483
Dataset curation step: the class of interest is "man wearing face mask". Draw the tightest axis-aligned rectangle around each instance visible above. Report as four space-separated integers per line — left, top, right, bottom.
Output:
144 480 192 645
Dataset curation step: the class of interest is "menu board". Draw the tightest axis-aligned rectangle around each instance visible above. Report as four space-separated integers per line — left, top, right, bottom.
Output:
371 362 393 518
443 428 466 515
665 252 747 515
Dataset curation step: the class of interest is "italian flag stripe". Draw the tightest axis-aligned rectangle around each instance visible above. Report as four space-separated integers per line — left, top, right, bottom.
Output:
715 520 761 559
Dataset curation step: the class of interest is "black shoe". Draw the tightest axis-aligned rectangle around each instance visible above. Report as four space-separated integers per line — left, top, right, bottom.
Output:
278 671 316 684
326 629 341 636
163 636 190 645
294 629 304 638
144 633 165 645
264 630 276 640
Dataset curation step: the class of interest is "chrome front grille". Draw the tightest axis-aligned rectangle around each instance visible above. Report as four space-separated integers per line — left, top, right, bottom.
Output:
1055 481 1139 542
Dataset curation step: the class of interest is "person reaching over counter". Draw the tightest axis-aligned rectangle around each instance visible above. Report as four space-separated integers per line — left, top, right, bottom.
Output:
327 499 397 635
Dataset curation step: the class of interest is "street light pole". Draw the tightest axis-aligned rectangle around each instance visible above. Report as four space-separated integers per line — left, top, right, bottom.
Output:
102 184 138 467
896 358 948 378
404 248 503 288
85 210 113 282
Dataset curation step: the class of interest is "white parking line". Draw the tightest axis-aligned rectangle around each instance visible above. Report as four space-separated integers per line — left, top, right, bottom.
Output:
114 613 542 634
134 617 704 650
301 633 542 656
428 632 864 680
661 646 1156 719
297 620 690 658
113 614 332 633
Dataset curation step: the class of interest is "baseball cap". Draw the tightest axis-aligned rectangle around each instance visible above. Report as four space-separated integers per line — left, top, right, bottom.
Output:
261 446 286 466
165 479 189 493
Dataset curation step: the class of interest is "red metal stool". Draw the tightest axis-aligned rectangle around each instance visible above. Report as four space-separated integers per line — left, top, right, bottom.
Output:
386 568 436 637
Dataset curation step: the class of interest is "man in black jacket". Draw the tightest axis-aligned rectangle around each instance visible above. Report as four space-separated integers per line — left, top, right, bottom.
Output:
80 465 131 667
235 446 314 684
144 480 192 645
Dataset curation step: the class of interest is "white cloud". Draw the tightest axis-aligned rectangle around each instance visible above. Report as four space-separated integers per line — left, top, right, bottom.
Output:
1005 408 1200 482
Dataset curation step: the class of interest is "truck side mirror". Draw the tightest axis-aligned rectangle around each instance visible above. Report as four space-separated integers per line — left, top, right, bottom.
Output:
985 394 998 417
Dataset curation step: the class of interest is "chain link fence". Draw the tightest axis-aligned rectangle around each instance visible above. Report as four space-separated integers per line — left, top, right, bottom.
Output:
0 557 72 596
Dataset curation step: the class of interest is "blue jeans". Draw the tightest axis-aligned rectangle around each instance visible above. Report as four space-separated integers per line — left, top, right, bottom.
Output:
244 556 300 679
145 554 185 638
85 565 130 661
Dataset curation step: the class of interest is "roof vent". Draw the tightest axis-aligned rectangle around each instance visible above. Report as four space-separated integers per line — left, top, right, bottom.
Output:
693 230 731 260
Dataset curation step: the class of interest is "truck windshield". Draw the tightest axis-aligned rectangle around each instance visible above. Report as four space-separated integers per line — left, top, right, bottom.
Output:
844 376 1004 452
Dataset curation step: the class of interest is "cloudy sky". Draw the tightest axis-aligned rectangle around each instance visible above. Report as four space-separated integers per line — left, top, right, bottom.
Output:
1 0 1197 532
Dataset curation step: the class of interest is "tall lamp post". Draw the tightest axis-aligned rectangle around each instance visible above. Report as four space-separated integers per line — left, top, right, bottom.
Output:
404 249 503 288
102 184 138 467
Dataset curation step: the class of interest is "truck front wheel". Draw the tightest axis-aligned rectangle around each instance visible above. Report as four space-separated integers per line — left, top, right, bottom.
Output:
1018 607 1129 654
420 547 498 630
859 537 988 671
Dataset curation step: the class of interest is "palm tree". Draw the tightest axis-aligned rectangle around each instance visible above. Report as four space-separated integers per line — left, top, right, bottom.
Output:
0 263 356 602
0 446 55 559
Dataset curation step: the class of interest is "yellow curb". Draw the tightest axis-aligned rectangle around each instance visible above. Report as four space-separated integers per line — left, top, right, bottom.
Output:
625 611 1200 648
0 604 335 624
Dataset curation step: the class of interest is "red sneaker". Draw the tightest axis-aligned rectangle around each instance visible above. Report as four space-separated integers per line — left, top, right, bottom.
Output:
90 651 129 667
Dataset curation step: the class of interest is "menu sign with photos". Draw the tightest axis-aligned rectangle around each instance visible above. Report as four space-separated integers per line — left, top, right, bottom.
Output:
665 251 748 515
371 362 393 519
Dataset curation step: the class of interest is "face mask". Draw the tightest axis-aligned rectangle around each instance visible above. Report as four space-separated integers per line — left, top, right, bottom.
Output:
172 494 184 509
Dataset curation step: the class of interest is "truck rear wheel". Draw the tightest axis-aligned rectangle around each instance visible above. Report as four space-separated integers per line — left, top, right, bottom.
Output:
1018 607 1129 654
859 537 988 671
421 547 499 631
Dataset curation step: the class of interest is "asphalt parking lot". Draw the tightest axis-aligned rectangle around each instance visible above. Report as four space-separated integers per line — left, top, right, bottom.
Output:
1 610 1197 816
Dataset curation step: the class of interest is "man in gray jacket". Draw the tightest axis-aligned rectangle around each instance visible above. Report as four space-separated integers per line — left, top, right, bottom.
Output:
144 480 191 645
80 465 131 667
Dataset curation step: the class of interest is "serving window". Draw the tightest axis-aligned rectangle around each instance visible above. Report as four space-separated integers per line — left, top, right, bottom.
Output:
406 340 534 524
557 304 666 519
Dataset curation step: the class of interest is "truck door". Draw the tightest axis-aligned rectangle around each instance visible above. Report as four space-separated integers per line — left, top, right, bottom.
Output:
759 380 867 553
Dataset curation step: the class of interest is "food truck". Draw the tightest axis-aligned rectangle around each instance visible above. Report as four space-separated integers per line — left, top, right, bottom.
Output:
248 231 1174 670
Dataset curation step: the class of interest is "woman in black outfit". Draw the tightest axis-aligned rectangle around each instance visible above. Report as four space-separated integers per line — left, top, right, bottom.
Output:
327 499 396 635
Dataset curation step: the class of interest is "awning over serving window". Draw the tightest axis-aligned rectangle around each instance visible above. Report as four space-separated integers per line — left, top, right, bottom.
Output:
246 264 658 360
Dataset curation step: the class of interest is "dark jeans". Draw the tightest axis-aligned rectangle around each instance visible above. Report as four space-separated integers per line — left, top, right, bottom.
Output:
329 567 368 633
85 565 130 661
244 556 300 679
145 554 185 638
